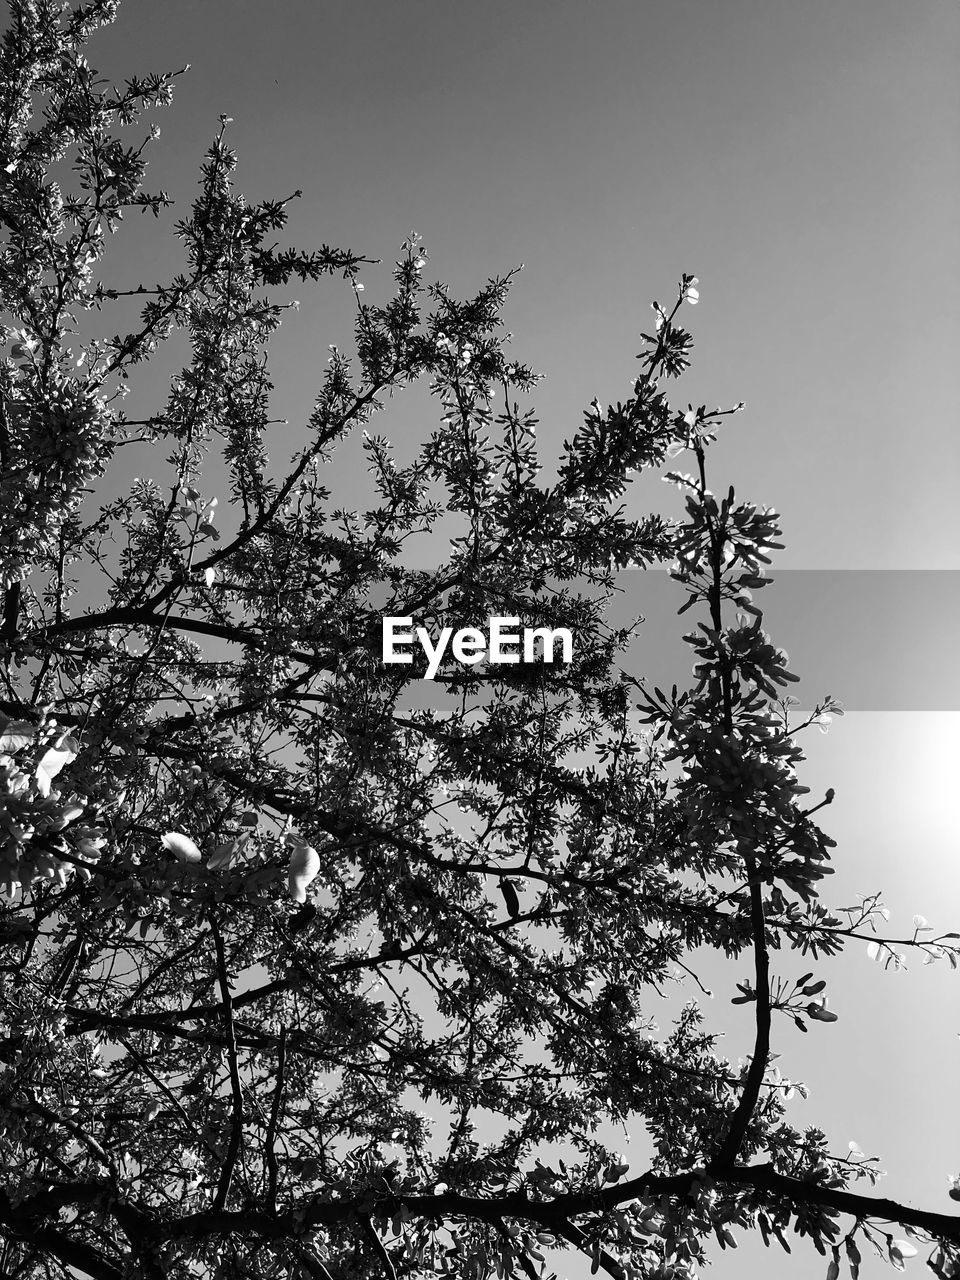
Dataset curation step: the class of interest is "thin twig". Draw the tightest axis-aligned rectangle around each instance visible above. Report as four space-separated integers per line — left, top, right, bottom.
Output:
117 1037 218 1159
210 917 245 1211
264 1025 287 1212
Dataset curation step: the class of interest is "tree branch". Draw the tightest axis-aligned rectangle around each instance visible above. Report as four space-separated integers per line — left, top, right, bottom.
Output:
710 852 771 1172
361 1217 398 1280
0 1189 124 1280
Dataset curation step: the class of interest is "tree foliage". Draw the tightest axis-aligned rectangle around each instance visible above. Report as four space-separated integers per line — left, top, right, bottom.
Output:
0 4 958 1279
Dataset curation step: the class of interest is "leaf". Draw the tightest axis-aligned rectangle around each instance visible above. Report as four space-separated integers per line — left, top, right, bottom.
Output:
207 840 237 871
0 721 35 752
802 980 827 996
773 1225 792 1253
49 802 85 831
161 832 202 863
928 1250 951 1280
845 1237 861 1272
866 941 881 961
36 737 79 794
288 903 317 934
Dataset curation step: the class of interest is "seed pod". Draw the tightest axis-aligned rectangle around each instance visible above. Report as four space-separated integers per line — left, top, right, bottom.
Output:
499 878 520 919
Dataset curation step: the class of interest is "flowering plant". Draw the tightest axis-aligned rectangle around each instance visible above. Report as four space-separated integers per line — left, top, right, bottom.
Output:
0 5 957 1280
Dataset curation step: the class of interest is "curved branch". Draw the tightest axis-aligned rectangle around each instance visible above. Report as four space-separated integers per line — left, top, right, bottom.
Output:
80 1160 958 1246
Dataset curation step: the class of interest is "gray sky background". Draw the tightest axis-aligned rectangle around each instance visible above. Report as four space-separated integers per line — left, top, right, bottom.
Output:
33 2 960 1277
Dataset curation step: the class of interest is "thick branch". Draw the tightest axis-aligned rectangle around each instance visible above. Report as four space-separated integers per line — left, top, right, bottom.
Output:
9 1162 958 1263
99 1162 960 1244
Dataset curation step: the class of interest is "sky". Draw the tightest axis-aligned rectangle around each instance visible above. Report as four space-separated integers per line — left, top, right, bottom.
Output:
36 1 960 1276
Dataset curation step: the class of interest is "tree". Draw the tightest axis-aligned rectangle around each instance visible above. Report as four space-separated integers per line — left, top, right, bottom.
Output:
0 4 957 1279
